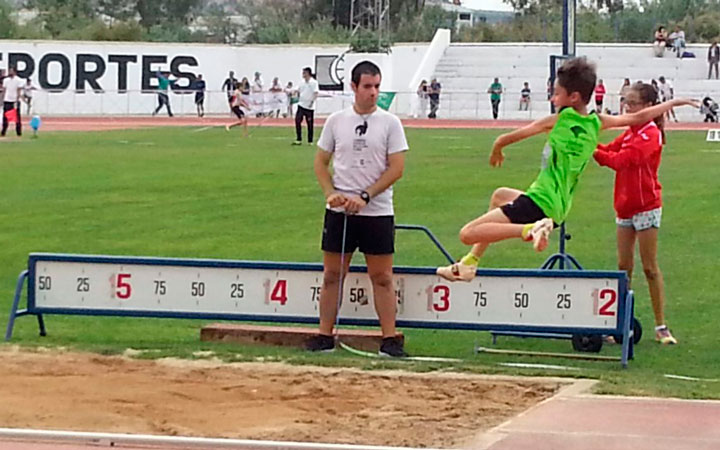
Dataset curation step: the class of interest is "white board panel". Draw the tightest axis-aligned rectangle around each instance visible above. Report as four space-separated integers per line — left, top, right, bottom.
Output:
31 258 624 330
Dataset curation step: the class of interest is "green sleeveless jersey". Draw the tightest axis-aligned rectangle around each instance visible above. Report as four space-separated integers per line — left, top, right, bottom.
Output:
525 107 602 223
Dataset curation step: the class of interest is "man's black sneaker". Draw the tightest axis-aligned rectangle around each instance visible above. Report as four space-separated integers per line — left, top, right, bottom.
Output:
379 337 408 358
306 334 335 352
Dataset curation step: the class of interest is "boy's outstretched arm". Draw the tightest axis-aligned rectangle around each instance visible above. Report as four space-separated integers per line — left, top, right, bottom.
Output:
599 98 699 130
490 114 557 167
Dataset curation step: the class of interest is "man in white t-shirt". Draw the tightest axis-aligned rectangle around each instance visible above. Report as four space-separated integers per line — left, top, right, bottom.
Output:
658 76 678 122
2 67 24 137
293 67 319 145
310 60 409 357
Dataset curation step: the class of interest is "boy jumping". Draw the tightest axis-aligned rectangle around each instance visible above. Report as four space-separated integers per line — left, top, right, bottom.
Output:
437 58 697 282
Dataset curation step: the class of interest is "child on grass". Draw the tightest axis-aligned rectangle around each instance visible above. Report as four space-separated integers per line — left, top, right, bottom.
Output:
593 82 677 345
436 58 697 283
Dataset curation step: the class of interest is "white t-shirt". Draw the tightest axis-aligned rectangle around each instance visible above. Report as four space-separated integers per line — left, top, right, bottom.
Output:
318 106 409 216
3 76 24 102
298 78 319 110
658 81 673 101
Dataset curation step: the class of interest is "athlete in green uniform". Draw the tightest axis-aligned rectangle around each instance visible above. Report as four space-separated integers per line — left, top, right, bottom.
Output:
437 58 697 282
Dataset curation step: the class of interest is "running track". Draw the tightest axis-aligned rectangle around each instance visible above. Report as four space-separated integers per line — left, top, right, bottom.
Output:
16 116 717 132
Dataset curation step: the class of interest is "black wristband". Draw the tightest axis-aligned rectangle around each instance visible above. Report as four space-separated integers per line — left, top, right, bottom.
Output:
360 191 370 204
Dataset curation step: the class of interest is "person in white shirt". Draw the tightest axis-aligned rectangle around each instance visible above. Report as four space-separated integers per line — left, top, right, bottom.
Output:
658 76 678 122
309 60 409 357
2 67 24 137
22 78 37 115
251 72 264 118
293 67 319 145
669 25 686 58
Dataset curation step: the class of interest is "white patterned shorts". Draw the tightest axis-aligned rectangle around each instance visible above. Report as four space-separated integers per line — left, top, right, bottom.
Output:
616 207 662 231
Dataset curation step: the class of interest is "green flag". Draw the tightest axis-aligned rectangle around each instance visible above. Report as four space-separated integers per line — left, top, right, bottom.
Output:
377 92 395 111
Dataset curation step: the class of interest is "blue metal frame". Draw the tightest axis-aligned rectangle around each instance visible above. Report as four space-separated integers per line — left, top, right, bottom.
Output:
491 222 636 367
395 224 455 264
9 252 632 365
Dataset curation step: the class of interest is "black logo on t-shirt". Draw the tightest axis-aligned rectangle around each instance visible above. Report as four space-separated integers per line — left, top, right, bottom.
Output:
570 125 587 138
355 121 368 136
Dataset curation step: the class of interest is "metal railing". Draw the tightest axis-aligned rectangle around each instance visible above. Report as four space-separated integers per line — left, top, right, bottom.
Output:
17 89 710 122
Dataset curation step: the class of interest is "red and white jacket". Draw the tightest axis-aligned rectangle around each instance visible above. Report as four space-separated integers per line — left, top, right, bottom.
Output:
593 121 663 219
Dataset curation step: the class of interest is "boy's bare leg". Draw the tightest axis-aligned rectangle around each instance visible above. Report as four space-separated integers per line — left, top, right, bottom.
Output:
437 188 528 281
465 187 523 260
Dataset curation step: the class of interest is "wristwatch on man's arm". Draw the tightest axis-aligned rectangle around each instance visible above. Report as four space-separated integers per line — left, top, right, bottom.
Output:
360 191 371 204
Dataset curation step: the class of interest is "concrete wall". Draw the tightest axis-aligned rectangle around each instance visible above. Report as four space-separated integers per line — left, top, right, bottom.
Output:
0 40 430 116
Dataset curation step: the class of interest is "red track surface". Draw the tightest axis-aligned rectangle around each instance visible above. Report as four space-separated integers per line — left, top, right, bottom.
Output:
14 116 716 132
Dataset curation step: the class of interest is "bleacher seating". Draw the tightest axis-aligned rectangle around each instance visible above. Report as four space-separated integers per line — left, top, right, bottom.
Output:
432 43 717 121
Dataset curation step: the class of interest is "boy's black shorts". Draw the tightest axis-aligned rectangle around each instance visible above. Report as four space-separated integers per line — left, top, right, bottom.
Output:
232 106 245 119
321 209 394 255
500 194 549 224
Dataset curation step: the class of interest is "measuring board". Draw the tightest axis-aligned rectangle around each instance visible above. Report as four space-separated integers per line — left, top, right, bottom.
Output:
6 253 635 366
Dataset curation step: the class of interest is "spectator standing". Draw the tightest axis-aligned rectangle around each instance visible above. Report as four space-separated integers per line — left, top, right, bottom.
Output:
193 74 206 118
594 79 606 112
653 26 668 57
651 79 660 97
222 71 238 107
487 77 503 120
668 25 686 58
240 77 250 96
658 76 678 122
284 81 296 118
294 67 319 146
21 78 37 116
519 82 531 111
1 66 23 137
619 78 631 113
152 71 174 117
708 41 720 79
428 78 441 119
269 77 283 117
416 80 428 118
251 72 264 117
252 72 263 93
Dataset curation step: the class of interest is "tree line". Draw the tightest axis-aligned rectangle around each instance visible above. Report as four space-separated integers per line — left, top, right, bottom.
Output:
0 0 718 46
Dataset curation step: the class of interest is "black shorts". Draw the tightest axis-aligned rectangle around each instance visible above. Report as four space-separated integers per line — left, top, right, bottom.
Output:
195 93 205 104
232 106 245 119
500 194 548 224
321 210 394 255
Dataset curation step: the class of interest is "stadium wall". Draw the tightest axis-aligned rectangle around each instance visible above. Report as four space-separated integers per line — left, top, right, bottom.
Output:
0 40 430 116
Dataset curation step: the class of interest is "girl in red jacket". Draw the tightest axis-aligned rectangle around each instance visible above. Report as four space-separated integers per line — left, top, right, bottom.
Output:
594 82 677 345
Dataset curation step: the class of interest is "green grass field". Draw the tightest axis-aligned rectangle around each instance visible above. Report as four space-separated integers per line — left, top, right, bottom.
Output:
1 125 719 399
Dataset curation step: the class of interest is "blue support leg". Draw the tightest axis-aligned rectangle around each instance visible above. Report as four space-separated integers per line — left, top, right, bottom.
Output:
620 291 634 368
5 270 29 341
37 314 47 337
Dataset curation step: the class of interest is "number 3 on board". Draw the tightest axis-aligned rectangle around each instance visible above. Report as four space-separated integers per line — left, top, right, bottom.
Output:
431 285 450 312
